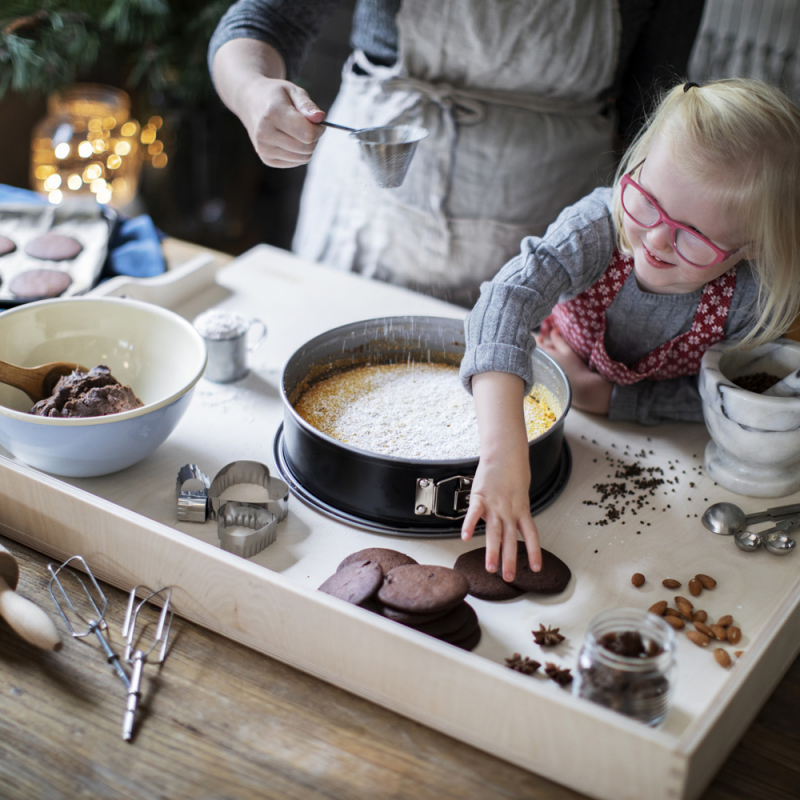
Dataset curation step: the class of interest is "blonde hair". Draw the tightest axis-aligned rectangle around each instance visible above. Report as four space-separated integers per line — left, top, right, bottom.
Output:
611 78 800 347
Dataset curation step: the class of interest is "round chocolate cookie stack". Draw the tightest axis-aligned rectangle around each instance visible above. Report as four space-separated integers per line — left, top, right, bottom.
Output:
318 547 481 651
453 542 571 600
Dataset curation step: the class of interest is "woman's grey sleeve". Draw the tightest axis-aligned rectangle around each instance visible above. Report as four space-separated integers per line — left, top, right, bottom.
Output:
208 0 342 81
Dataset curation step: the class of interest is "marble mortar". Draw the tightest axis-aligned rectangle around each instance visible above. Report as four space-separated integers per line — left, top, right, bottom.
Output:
699 338 800 497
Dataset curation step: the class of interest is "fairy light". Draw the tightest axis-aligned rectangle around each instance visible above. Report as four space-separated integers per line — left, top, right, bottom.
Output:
30 85 143 208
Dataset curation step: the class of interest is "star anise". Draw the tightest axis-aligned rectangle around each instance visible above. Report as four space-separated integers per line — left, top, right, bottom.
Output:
544 662 573 687
504 653 541 676
533 624 566 647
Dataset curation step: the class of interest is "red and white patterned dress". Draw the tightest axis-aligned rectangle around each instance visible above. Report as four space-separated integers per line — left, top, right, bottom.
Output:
549 250 736 385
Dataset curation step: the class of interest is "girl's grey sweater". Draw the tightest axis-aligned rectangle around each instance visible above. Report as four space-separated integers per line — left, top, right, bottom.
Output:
459 188 760 425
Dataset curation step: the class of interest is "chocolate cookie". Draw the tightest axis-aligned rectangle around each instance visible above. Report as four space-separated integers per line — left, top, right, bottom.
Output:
439 606 481 644
453 547 525 601
415 601 477 637
377 603 449 625
24 232 83 261
377 564 469 614
400 600 472 636
450 624 482 651
0 235 16 256
318 560 383 606
337 547 418 576
507 543 572 595
9 268 72 300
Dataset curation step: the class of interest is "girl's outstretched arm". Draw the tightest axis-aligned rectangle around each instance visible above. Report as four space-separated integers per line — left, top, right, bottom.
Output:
462 371 541 581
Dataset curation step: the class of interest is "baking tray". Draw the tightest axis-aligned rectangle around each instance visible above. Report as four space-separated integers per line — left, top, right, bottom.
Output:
1 245 799 800
0 200 115 306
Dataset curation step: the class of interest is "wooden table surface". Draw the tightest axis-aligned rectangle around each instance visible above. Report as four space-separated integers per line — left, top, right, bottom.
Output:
1 240 799 800
0 533 798 800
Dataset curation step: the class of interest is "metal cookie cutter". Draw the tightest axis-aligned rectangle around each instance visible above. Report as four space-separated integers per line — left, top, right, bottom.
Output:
207 460 289 523
217 502 279 558
176 464 211 522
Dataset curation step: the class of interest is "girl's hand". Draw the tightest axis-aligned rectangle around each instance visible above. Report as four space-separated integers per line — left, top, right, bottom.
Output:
536 325 613 415
462 372 542 581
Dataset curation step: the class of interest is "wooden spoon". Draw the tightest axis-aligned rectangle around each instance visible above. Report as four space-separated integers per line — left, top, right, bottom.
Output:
0 358 87 403
0 542 62 651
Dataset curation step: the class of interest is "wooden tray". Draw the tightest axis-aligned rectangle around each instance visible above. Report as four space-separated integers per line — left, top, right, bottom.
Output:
1 245 798 800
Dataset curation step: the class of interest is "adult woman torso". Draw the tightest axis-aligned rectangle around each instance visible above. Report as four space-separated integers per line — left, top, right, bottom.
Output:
294 0 620 306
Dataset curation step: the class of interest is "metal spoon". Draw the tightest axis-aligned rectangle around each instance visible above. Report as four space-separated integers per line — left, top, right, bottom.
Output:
0 358 87 403
764 532 797 555
733 514 800 555
319 120 428 188
734 529 763 552
702 501 800 536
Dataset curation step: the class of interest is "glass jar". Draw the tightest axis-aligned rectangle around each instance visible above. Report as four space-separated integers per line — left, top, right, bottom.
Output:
30 84 142 208
573 608 677 726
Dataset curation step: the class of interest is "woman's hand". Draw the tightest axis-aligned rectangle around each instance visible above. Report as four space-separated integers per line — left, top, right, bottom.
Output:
536 325 612 415
212 39 326 168
462 372 541 581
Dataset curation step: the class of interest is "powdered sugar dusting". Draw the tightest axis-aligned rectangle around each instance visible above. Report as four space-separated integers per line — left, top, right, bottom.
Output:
294 363 558 460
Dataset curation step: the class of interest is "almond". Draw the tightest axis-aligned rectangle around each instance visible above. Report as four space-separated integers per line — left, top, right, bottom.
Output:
696 573 717 590
693 609 708 623
662 578 681 589
688 578 702 597
687 630 710 647
675 596 694 618
664 607 682 618
648 600 668 616
727 626 742 645
663 615 685 630
694 621 714 637
734 650 744 658
714 648 732 668
710 624 728 641
631 572 645 588
717 614 733 627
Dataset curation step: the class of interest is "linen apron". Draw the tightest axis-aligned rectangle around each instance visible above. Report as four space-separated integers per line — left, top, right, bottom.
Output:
292 0 621 306
549 251 737 384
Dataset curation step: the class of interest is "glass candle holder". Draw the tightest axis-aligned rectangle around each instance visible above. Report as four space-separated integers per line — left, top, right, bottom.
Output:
573 608 677 726
30 84 142 208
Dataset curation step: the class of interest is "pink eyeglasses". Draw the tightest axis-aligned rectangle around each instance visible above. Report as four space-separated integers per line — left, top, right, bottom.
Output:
620 161 742 268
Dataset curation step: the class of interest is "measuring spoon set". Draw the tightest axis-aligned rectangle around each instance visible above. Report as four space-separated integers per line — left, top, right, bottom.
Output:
702 501 800 555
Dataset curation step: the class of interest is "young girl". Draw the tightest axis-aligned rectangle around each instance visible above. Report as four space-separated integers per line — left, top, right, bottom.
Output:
459 78 800 582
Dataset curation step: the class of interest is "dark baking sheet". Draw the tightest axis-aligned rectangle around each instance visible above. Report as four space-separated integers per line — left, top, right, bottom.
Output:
0 201 116 307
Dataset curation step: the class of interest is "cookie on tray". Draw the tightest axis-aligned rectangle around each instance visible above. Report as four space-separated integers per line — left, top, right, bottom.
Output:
507 543 572 595
318 559 383 606
337 547 418 576
377 564 469 615
24 232 83 261
453 547 525 601
9 268 72 300
0 235 16 257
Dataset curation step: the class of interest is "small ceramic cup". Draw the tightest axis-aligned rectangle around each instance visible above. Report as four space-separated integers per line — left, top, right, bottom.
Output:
193 310 267 383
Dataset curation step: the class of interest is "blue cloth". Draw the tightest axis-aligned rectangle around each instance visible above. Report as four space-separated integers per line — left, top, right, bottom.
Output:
0 184 166 280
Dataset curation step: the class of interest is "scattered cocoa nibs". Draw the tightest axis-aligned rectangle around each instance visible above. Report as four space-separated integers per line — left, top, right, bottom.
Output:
544 662 573 686
533 624 566 647
505 653 541 675
599 630 663 658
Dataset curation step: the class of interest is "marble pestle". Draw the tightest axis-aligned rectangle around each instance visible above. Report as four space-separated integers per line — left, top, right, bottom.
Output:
763 368 800 398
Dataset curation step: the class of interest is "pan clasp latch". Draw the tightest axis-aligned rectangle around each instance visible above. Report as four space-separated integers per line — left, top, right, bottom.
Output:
414 475 473 519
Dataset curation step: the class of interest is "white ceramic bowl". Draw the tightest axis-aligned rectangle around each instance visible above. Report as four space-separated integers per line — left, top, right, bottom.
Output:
699 338 800 497
0 297 207 477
